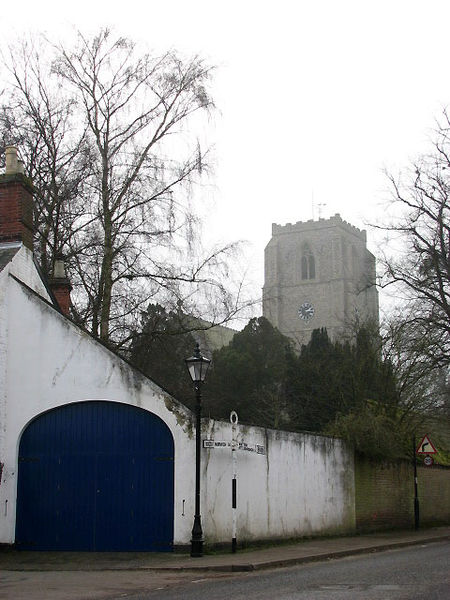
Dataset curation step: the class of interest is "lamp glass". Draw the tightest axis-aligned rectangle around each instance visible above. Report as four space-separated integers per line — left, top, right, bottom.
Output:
185 349 211 383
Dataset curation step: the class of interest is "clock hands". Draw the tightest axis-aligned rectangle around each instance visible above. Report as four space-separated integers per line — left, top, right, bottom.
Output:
298 302 315 321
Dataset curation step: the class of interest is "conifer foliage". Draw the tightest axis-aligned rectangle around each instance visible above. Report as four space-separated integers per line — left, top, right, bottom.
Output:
206 321 403 457
205 317 295 428
129 304 198 410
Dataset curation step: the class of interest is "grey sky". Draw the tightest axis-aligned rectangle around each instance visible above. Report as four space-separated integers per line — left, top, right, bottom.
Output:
2 0 449 318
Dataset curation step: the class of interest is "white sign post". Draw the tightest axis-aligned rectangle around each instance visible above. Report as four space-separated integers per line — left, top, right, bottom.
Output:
230 411 238 554
202 412 265 553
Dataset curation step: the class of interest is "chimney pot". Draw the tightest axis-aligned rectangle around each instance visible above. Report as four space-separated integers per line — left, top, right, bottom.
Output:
49 256 72 316
5 146 24 175
0 147 34 250
53 257 67 279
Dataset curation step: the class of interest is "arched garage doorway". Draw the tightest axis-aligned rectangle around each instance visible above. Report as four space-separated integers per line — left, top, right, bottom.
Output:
15 401 174 551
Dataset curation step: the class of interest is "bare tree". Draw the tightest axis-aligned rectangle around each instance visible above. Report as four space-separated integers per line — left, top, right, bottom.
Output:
375 111 450 369
0 38 89 277
380 315 448 419
1 30 253 346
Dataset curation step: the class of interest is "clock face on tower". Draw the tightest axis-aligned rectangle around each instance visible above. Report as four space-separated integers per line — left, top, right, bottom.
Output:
298 302 315 321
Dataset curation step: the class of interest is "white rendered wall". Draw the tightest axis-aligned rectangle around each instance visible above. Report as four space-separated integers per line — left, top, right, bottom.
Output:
0 271 196 546
0 244 52 468
1 250 356 548
202 419 355 544
5 244 52 301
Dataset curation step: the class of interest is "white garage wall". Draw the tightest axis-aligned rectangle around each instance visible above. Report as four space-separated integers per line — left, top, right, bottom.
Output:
1 251 356 548
0 270 196 546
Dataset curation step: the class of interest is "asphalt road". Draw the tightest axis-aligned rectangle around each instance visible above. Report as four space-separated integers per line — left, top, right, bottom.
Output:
0 568 234 600
116 541 450 600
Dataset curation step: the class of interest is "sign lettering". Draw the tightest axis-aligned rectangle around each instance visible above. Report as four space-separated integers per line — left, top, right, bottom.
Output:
203 440 265 455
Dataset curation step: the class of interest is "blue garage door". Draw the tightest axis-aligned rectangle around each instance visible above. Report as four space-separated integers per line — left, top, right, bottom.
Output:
15 401 174 551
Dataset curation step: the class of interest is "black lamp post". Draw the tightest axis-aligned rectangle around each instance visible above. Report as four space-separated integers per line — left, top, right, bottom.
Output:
185 343 211 557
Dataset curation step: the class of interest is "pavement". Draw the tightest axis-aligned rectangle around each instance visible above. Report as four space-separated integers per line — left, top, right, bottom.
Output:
1 526 449 573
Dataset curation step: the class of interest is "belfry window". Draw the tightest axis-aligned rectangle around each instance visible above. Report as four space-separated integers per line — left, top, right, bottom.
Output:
301 246 315 280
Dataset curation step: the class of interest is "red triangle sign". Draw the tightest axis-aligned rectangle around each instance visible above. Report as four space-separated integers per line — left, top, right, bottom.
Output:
416 435 437 454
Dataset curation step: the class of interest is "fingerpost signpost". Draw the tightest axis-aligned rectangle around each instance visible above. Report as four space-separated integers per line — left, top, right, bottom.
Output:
202 411 265 553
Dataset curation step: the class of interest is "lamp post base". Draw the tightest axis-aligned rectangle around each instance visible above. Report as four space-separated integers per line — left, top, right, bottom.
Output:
190 538 204 557
190 515 204 557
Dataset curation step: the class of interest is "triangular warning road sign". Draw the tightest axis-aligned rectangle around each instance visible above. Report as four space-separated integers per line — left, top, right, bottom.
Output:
416 435 437 454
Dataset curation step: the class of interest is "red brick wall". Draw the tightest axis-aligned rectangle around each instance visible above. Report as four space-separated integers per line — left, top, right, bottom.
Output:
50 282 72 316
0 175 34 250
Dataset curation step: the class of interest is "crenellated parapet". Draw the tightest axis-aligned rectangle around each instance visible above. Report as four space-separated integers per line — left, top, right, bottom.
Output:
271 213 367 242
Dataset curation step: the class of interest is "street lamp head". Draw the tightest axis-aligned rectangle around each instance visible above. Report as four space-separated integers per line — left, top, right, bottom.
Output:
185 343 211 383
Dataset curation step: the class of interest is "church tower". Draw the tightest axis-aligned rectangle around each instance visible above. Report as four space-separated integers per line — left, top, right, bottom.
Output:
263 214 379 348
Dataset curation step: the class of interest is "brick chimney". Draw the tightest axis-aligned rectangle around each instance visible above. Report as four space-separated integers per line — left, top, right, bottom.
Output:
49 256 72 316
0 146 34 250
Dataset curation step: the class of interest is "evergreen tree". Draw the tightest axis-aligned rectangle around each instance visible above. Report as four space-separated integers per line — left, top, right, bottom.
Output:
205 317 295 428
129 304 197 410
287 325 399 433
287 328 345 432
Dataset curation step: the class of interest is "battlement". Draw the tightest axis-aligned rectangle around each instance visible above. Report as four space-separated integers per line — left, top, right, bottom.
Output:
271 213 367 242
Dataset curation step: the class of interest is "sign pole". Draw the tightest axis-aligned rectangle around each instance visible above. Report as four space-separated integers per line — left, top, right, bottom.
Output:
202 422 265 554
413 435 419 530
230 411 238 553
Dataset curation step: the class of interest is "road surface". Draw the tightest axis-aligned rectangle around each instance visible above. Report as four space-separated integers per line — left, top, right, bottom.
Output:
1 541 448 599
115 541 450 600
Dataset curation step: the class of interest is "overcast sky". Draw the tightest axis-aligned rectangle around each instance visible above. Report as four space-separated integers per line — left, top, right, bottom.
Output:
2 0 450 319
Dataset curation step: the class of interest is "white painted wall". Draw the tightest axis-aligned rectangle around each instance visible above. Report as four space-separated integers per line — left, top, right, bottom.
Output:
0 244 52 484
201 420 355 544
3 244 52 301
0 249 356 548
0 266 197 546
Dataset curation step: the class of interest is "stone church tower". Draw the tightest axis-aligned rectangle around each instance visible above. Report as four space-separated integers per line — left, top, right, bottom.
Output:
263 214 379 348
